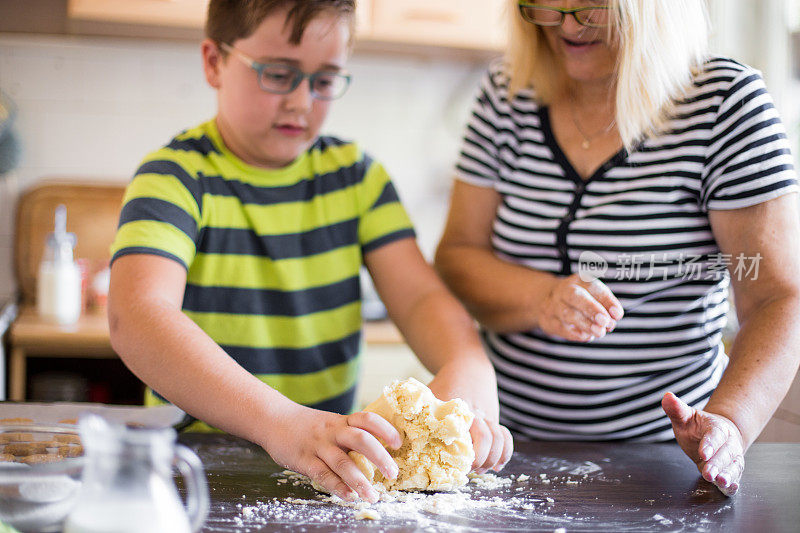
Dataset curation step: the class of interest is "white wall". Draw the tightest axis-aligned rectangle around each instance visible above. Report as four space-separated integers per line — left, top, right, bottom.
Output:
707 0 800 162
0 33 489 301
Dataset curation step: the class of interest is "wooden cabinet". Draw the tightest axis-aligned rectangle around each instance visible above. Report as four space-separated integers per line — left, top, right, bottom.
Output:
368 0 505 51
67 0 209 40
69 0 209 29
355 0 373 39
65 0 507 55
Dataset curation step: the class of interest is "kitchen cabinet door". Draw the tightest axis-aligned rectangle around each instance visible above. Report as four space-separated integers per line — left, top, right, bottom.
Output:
355 0 373 39
69 0 373 42
370 0 507 51
69 0 209 29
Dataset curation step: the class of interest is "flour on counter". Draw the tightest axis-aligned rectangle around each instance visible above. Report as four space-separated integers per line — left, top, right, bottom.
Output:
652 513 674 526
354 508 381 520
234 470 555 529
468 471 513 489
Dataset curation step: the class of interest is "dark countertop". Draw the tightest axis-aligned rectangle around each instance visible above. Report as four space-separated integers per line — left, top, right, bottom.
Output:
178 434 800 532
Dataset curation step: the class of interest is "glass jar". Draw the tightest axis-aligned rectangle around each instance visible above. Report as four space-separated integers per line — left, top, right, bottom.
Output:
63 414 209 533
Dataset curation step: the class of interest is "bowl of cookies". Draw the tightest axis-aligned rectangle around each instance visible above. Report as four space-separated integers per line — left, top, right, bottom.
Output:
0 418 83 532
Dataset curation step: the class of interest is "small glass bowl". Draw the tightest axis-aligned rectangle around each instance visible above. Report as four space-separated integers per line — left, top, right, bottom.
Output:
0 423 84 533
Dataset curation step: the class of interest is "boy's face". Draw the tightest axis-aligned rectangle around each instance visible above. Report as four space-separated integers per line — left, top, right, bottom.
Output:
203 10 350 169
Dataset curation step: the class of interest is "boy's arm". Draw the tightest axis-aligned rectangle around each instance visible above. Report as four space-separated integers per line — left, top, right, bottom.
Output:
364 238 513 473
108 254 400 502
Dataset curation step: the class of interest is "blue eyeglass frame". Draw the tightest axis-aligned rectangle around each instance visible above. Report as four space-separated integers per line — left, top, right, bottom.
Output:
219 42 352 100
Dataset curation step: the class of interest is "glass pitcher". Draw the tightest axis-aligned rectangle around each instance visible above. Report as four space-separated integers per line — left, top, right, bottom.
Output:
63 414 209 533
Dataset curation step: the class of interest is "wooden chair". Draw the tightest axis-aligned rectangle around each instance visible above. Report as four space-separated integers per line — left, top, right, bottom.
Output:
8 179 127 400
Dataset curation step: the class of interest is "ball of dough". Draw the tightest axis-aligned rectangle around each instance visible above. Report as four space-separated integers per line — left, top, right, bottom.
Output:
349 378 475 492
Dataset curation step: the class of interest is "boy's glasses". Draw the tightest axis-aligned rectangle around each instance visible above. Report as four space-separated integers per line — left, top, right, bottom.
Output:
219 42 352 101
517 2 610 28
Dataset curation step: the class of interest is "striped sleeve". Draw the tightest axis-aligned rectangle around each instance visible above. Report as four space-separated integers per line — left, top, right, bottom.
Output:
357 153 415 253
110 151 203 269
701 68 798 211
454 68 505 188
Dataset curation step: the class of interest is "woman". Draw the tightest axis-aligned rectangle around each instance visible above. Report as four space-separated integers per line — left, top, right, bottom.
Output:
435 0 800 496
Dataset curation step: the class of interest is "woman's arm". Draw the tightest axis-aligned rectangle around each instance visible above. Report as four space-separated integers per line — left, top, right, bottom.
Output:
434 180 621 339
108 254 401 503
364 237 513 473
663 193 800 495
709 193 800 446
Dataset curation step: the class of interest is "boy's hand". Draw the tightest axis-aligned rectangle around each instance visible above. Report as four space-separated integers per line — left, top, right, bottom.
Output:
469 408 514 474
428 364 514 474
263 405 402 503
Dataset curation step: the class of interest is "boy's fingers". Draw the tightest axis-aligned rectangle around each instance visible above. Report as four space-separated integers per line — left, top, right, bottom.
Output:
307 458 357 502
347 412 402 449
470 418 492 471
319 447 380 503
336 427 398 481
497 425 514 469
482 422 504 472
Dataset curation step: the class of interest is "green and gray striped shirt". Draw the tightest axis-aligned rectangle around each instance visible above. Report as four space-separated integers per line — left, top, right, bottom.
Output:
110 119 415 423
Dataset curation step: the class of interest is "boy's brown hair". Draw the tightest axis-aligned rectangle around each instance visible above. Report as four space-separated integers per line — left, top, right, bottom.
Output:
206 0 356 48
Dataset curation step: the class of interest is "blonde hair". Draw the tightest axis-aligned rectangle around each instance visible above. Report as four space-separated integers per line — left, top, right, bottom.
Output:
507 0 709 150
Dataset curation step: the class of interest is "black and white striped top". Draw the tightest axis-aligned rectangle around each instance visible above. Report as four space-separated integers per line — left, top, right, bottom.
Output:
455 58 798 441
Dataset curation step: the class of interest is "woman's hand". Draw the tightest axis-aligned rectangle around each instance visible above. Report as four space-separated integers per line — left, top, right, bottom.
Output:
538 274 624 341
263 405 402 503
662 392 745 496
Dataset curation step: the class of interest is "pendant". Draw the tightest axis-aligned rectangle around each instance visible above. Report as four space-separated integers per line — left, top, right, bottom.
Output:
581 140 590 149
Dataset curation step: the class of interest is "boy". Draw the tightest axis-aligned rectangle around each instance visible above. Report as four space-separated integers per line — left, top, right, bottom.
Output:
108 0 511 503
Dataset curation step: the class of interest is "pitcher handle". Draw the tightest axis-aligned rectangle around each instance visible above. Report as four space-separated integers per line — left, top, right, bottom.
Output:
175 444 210 532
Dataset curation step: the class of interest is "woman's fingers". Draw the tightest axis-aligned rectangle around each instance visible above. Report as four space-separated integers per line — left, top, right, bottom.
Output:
661 394 746 497
558 305 599 335
699 423 728 462
541 275 623 342
701 426 742 484
561 284 610 326
662 392 695 434
701 440 732 483
319 446 381 503
540 315 589 341
555 277 623 337
694 418 744 496
583 277 624 321
336 426 398 481
718 454 744 496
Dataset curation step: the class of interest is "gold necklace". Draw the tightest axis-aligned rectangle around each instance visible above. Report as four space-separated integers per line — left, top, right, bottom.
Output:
569 94 616 149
